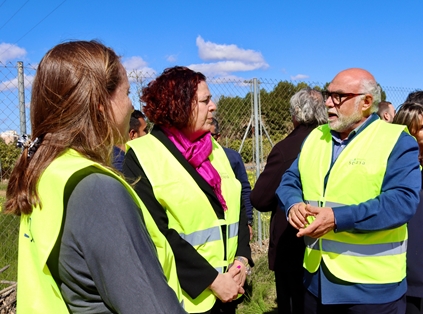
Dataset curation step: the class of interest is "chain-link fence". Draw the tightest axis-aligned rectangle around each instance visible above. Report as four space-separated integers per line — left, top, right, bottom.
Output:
0 62 419 284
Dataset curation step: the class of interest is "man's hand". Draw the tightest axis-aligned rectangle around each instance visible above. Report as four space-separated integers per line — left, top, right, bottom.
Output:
288 202 309 230
297 205 335 238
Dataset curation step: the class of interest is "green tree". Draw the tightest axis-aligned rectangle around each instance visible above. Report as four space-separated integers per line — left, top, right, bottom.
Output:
0 139 21 180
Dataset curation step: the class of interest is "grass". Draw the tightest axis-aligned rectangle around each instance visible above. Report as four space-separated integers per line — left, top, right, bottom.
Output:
0 175 279 312
0 195 19 290
237 252 277 314
0 181 7 190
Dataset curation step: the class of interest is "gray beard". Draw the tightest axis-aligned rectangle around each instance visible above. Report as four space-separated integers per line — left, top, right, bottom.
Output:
328 110 362 134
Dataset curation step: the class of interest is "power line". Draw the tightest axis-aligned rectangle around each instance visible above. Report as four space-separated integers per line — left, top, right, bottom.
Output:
0 1 7 9
0 0 30 32
14 0 67 44
0 0 67 58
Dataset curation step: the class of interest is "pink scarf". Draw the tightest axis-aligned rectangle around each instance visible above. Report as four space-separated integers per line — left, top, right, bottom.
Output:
162 126 228 211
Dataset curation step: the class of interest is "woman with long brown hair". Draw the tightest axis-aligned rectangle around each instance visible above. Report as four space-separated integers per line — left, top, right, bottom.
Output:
5 41 185 314
393 101 423 314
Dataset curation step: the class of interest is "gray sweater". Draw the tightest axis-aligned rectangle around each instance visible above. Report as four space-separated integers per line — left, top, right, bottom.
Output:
56 173 185 313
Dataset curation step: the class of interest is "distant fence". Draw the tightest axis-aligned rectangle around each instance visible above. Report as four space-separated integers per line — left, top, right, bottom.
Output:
0 62 419 283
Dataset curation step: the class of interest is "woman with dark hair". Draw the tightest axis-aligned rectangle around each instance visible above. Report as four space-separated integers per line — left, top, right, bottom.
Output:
5 41 184 314
393 102 423 314
123 66 252 314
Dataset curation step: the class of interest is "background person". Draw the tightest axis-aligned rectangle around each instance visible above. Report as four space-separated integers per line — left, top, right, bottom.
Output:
123 66 252 314
129 109 149 139
113 109 148 170
377 100 396 122
393 101 423 314
406 91 423 104
277 68 421 313
250 87 327 314
210 117 254 239
5 41 185 314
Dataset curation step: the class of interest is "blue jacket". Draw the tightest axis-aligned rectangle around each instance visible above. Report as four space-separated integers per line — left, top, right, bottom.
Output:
223 147 253 223
276 114 421 304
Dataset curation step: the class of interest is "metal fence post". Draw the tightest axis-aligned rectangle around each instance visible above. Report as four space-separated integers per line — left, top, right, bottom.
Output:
17 61 26 135
253 78 262 247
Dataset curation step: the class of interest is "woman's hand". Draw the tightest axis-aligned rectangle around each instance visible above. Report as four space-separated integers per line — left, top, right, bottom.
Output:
209 270 244 303
228 260 247 287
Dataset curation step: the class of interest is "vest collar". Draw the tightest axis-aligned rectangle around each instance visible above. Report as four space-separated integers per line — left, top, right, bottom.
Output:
151 126 225 216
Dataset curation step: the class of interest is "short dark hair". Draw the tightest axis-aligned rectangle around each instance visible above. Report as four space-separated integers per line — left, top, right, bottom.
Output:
129 117 141 132
405 91 423 105
377 101 392 116
131 109 145 120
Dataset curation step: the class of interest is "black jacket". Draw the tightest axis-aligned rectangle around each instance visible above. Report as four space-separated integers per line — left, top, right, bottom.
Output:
123 126 252 299
250 123 316 270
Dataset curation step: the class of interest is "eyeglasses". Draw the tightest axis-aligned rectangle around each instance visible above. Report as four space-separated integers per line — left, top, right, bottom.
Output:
322 90 366 105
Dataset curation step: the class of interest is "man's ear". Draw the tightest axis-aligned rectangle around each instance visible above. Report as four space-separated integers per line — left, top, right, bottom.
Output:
361 94 373 112
129 129 136 140
383 112 390 122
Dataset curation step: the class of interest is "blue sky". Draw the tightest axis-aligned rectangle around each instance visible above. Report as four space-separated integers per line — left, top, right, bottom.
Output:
1 0 423 92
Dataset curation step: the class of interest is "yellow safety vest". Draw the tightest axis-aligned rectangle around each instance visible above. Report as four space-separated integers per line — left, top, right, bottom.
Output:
17 149 182 314
299 120 408 284
127 134 241 313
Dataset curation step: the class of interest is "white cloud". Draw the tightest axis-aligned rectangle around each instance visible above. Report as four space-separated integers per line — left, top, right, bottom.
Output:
196 36 266 64
166 54 177 62
290 74 309 81
189 61 267 77
122 56 156 83
190 36 268 77
0 74 34 92
122 56 155 73
0 43 27 63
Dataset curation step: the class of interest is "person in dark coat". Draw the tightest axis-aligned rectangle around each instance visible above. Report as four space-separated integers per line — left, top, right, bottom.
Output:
250 87 327 314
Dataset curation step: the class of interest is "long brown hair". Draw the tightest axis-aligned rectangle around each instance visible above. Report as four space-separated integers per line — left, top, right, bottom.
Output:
5 40 124 215
393 102 423 137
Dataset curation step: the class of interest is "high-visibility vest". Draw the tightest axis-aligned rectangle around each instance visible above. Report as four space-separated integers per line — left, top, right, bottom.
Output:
17 149 182 314
128 134 241 313
298 120 408 284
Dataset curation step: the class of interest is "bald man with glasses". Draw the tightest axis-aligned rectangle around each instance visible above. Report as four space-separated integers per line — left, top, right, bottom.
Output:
276 68 421 313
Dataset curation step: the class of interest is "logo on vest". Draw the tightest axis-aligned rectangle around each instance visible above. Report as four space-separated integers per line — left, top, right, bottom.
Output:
219 172 230 179
349 158 366 166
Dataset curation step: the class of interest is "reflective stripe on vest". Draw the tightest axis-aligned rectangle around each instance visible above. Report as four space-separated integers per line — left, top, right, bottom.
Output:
180 221 239 253
128 134 241 313
17 149 183 314
179 226 221 247
299 120 408 284
305 236 407 256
